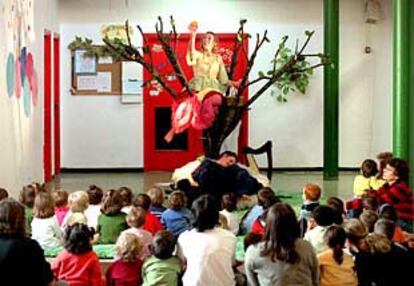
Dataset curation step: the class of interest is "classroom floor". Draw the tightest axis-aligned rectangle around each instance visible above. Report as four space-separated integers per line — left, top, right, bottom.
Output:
53 170 357 202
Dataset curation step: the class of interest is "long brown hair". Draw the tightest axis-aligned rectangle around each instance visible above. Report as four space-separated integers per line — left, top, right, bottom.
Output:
0 199 26 236
261 203 300 264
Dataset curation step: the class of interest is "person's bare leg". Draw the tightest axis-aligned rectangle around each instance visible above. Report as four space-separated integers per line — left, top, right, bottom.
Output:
164 128 175 143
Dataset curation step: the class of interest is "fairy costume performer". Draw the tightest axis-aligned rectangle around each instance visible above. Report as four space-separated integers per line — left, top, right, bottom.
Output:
164 23 239 143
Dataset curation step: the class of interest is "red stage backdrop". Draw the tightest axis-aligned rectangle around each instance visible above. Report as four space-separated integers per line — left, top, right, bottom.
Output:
143 33 248 171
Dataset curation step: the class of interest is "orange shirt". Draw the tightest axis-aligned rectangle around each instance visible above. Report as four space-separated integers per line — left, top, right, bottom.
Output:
317 249 358 286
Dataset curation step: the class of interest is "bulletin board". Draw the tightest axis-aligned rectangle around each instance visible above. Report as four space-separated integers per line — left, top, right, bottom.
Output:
70 48 122 96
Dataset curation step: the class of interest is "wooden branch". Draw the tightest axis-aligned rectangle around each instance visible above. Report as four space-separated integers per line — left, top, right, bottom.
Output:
244 76 272 89
125 20 132 47
237 30 269 96
272 35 288 72
155 16 192 97
103 38 178 98
170 15 178 52
298 30 314 55
227 20 247 80
292 62 325 73
136 24 153 67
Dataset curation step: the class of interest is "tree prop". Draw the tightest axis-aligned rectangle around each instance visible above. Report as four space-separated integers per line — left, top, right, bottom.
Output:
69 17 328 157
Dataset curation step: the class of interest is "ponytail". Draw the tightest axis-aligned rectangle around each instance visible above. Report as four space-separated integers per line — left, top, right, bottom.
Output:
332 244 344 264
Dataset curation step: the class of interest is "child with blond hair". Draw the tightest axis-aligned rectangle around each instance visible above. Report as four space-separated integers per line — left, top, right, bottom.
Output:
147 187 166 221
106 232 144 286
161 191 192 236
122 206 153 260
61 190 89 230
31 192 63 249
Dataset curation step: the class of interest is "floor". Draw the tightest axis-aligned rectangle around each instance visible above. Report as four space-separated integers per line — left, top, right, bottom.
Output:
53 170 357 202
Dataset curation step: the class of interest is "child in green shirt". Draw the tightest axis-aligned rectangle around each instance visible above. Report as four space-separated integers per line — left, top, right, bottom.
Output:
142 230 182 286
97 189 128 244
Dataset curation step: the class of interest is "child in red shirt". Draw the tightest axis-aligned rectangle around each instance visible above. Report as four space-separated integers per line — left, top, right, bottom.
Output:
52 223 103 286
106 232 144 286
133 193 164 235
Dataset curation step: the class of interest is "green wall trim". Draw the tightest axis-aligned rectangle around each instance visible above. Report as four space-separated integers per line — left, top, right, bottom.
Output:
323 0 339 180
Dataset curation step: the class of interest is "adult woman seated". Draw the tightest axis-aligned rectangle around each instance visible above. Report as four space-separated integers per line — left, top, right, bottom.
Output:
0 198 54 285
244 203 319 286
377 158 413 232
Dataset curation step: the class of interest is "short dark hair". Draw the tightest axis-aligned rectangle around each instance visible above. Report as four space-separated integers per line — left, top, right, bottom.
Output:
53 190 68 207
191 195 219 232
360 210 379 233
33 192 55 219
379 204 398 222
221 193 237 212
87 185 103 205
19 185 36 208
361 159 378 178
218 151 238 161
101 189 124 215
374 218 395 241
168 191 187 210
0 198 25 236
257 187 280 210
0 188 9 201
133 193 151 211
152 230 176 259
388 158 410 183
118 186 133 207
244 232 262 251
311 205 335 227
362 196 380 212
327 197 344 225
64 223 94 254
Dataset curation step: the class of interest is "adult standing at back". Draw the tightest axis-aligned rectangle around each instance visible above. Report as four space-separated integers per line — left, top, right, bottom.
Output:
244 203 319 286
0 198 54 286
177 194 237 286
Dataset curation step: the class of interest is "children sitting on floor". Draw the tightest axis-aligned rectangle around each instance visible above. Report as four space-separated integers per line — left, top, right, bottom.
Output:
31 192 63 249
359 209 379 233
53 190 69 227
0 188 8 201
353 159 379 197
142 230 183 286
161 190 192 237
250 187 280 235
304 205 336 254
147 186 166 221
317 225 358 286
106 232 144 285
123 206 153 260
299 183 322 237
97 189 128 244
52 223 103 286
19 184 36 236
220 192 240 235
119 186 134 215
61 190 89 230
133 193 164 235
85 184 104 230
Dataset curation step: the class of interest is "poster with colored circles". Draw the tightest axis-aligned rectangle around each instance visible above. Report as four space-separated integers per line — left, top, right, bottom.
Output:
2 0 37 117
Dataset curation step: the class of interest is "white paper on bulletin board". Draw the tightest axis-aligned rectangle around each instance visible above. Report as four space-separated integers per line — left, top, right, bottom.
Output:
121 61 143 104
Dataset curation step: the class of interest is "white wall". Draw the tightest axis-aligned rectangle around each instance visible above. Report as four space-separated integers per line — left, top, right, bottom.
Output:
59 0 392 169
0 0 60 196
